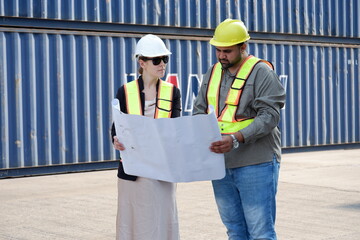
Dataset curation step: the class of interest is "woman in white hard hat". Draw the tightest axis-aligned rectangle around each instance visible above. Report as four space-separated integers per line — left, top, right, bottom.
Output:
111 34 181 240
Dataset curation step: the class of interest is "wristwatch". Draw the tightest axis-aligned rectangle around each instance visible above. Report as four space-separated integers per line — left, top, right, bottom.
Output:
230 134 239 149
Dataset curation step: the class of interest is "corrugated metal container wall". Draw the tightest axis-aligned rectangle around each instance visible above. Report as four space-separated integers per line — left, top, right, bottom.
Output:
258 43 360 148
0 31 216 170
0 0 359 176
1 31 359 171
0 0 359 37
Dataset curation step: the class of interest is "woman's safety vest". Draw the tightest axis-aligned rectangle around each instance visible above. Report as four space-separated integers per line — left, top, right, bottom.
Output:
124 79 174 118
206 55 273 134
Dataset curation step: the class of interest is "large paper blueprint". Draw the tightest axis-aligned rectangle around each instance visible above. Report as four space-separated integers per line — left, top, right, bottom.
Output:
112 99 225 183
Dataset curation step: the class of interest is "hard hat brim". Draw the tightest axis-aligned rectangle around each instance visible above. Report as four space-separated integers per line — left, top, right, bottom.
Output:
134 52 172 60
209 37 250 47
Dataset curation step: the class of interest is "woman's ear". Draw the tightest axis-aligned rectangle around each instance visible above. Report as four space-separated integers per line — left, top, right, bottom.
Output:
139 59 146 68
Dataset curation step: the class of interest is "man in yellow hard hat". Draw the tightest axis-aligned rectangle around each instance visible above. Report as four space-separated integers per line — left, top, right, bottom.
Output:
193 19 286 239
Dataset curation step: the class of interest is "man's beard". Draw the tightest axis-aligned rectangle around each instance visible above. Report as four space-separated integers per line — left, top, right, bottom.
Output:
220 61 234 69
219 56 242 69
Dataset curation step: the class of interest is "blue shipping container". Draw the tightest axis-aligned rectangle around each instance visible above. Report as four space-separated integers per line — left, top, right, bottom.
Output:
0 0 359 177
0 0 359 37
1 30 359 174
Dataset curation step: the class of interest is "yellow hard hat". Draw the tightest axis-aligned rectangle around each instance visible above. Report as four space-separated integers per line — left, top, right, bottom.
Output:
210 19 250 47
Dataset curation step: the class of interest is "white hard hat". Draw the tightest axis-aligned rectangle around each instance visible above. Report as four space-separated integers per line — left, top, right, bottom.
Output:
134 34 172 58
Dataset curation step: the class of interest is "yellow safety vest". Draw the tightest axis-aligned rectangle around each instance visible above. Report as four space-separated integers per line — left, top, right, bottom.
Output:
206 55 273 134
124 79 174 118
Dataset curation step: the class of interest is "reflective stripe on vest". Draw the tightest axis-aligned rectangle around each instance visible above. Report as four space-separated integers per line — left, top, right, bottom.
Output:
207 55 273 134
124 79 174 118
155 80 174 118
124 80 142 115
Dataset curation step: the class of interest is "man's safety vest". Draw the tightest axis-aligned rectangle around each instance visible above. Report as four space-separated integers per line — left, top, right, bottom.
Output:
124 79 174 118
206 55 273 134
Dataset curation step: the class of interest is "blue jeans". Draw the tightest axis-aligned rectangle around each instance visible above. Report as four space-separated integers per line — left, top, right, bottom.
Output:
212 156 280 240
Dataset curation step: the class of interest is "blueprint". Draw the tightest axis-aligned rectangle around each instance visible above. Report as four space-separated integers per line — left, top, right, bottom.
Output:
112 99 225 183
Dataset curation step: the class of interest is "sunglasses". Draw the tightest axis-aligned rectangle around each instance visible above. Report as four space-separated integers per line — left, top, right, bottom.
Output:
142 56 169 65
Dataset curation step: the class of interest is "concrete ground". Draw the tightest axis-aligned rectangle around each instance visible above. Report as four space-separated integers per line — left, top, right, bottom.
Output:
1 148 360 240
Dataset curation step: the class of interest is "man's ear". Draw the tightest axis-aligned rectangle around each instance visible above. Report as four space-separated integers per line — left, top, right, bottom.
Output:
240 42 247 51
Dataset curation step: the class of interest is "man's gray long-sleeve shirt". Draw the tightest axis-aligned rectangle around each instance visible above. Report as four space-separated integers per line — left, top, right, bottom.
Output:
193 60 286 168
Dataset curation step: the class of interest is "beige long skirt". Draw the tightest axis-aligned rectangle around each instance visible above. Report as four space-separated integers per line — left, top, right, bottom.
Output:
116 177 179 240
